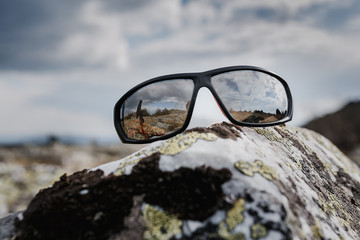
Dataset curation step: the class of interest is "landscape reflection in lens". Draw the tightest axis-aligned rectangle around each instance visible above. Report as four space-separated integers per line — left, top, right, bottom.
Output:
211 70 288 124
120 79 194 140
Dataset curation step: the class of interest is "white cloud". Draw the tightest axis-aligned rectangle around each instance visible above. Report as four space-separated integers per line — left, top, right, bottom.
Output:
132 1 360 67
57 1 129 70
118 1 182 34
346 15 360 31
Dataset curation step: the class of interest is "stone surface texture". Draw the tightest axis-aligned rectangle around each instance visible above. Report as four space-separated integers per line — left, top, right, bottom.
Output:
3 123 360 239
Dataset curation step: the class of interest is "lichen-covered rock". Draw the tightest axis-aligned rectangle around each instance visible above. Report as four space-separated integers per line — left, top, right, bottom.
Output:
7 122 360 240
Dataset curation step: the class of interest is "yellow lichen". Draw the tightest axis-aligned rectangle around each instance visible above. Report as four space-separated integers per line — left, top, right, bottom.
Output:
115 157 144 175
322 160 337 176
235 160 279 181
254 128 280 142
158 132 217 155
218 198 246 240
254 127 293 152
250 223 268 239
290 156 302 170
114 148 155 175
256 127 310 172
285 214 306 240
310 218 323 240
226 198 246 230
285 162 293 170
218 223 246 240
317 191 352 228
142 204 182 240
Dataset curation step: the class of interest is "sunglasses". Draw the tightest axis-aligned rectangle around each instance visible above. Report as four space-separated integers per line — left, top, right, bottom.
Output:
114 66 293 143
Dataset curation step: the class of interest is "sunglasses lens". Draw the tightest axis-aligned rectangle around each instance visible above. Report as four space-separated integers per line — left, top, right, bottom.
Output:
120 79 194 140
211 70 288 124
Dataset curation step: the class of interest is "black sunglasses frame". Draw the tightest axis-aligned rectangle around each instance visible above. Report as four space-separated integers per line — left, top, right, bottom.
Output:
114 65 293 144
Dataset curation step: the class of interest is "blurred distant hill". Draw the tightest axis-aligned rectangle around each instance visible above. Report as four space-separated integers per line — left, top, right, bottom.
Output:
303 101 360 165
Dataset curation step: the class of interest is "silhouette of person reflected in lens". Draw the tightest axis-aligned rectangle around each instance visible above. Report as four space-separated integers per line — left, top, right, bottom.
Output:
186 101 190 111
136 100 144 123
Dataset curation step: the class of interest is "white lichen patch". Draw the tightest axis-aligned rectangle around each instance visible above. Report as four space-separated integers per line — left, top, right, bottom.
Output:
92 132 217 176
91 141 164 176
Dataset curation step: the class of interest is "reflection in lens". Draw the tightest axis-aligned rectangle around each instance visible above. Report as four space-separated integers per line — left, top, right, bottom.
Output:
120 79 194 140
211 71 288 124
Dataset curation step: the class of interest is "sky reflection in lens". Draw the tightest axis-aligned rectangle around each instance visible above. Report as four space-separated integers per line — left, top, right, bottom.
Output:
123 79 194 115
211 71 288 121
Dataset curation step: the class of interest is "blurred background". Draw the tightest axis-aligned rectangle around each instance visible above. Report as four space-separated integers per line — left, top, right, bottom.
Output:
1 0 359 217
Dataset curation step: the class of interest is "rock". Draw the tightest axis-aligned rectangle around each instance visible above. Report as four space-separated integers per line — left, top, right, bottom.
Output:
3 122 360 239
0 212 22 240
303 101 360 165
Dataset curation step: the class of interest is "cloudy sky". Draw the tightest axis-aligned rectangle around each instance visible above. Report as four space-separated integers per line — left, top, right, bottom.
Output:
1 0 359 143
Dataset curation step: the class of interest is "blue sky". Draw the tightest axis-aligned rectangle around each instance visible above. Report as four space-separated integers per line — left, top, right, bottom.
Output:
0 0 359 143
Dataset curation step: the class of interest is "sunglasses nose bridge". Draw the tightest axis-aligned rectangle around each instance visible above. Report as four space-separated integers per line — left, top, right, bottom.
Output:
192 75 226 114
194 74 213 92
193 75 222 108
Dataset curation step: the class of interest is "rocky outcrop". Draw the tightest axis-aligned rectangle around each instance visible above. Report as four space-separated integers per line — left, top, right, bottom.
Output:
2 122 360 239
304 101 360 165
